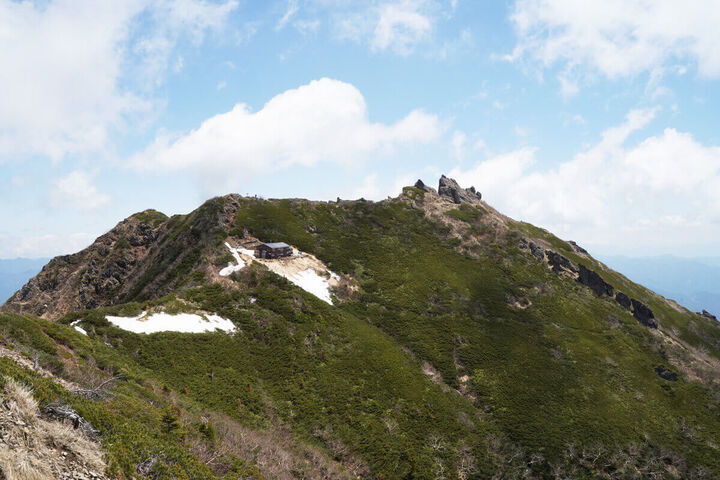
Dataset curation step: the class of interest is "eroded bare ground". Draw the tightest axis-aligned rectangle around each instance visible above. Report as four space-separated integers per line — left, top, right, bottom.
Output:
0 377 108 480
656 327 720 391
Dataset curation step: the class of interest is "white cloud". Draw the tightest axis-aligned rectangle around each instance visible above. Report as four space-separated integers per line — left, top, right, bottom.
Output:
130 78 443 189
0 232 96 259
507 0 720 88
276 0 299 31
451 130 467 159
334 0 452 56
0 0 237 161
450 108 720 254
49 171 111 211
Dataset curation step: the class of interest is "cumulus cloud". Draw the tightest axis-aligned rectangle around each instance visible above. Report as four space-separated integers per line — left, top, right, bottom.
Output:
507 0 720 88
0 0 237 161
450 108 720 254
48 171 111 211
130 78 443 188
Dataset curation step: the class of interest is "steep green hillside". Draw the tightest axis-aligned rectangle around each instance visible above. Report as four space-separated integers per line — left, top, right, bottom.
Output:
2 179 719 479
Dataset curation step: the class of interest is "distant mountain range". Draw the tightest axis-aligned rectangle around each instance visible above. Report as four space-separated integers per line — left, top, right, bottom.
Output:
599 255 720 318
0 258 49 303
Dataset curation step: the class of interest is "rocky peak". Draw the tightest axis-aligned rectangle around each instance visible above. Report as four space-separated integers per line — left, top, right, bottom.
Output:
413 179 437 194
437 175 482 204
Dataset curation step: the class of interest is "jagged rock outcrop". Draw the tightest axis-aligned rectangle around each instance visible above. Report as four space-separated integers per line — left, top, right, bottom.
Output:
631 299 658 328
2 195 245 321
414 179 437 194
699 310 718 322
654 366 678 382
615 291 632 310
529 241 545 261
438 175 482 204
546 250 577 274
577 264 614 297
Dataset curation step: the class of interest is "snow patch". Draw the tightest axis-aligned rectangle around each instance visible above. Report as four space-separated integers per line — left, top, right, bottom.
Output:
106 312 236 334
274 268 335 304
219 242 246 276
74 326 87 336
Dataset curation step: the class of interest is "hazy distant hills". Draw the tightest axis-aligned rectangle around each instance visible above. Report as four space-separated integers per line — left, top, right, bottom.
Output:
599 255 720 318
0 258 48 302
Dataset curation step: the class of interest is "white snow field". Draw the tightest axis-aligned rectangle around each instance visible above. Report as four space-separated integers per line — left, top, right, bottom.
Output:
105 312 236 334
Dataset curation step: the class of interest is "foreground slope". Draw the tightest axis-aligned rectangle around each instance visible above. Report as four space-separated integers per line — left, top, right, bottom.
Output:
2 177 720 479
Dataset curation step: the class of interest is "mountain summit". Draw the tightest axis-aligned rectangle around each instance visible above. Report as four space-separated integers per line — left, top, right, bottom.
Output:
2 177 720 479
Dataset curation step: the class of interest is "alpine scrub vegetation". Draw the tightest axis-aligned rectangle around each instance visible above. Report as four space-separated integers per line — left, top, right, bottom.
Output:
1 177 720 479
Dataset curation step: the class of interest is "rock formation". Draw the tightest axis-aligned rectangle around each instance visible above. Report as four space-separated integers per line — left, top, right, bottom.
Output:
631 299 657 328
529 242 545 261
577 264 614 297
545 250 578 274
699 310 718 322
654 366 678 382
414 179 437 194
615 291 632 310
568 241 588 255
438 175 482 204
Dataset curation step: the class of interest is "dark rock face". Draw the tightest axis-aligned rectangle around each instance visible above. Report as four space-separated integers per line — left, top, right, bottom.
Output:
414 179 437 194
654 366 678 382
545 250 577 274
438 175 482 204
577 264 614 297
568 241 588 255
615 291 632 310
699 310 718 322
519 238 528 249
529 242 545 261
631 299 658 328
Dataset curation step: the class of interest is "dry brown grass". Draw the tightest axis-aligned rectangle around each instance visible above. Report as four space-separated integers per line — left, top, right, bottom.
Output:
188 411 367 480
0 377 107 480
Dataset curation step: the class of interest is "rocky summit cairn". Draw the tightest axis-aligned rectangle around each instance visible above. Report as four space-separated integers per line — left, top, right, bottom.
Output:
438 175 482 204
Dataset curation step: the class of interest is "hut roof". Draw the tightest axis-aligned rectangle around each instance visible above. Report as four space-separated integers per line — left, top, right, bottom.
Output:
263 242 290 249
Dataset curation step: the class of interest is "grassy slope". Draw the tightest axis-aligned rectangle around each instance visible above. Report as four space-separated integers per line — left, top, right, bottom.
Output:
1 192 719 478
225 194 720 473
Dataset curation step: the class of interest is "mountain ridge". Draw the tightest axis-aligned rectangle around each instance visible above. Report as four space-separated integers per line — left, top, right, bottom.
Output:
2 176 720 479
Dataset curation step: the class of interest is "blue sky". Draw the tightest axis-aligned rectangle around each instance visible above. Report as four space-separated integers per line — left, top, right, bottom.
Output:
1 0 720 259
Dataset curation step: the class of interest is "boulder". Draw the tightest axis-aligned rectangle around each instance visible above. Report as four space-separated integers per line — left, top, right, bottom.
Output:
615 291 632 310
654 366 678 382
529 242 545 261
699 310 718 322
631 299 657 328
438 175 482 204
545 250 578 274
577 264 614 297
519 238 528 249
414 179 437 194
